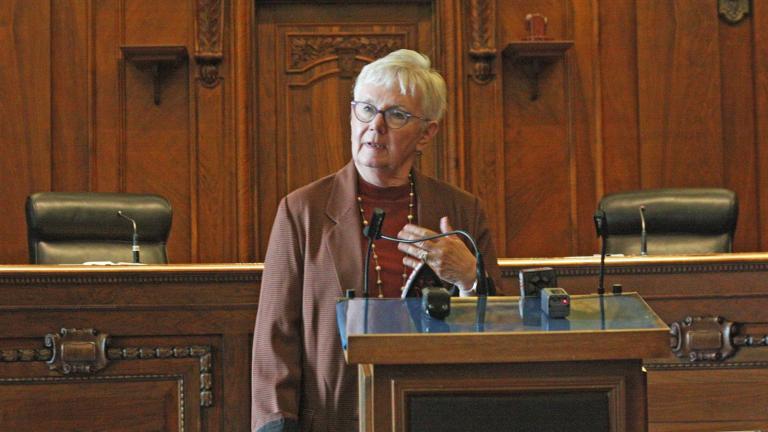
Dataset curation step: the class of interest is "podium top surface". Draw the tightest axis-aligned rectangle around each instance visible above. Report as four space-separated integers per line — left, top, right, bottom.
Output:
337 293 670 365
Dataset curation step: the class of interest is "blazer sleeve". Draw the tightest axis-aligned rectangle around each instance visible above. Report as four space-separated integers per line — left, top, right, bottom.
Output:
252 197 304 432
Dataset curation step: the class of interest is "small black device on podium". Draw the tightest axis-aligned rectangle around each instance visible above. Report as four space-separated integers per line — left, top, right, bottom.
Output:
540 287 570 318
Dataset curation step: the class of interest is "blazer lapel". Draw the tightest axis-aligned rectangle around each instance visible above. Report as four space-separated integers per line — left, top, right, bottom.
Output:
414 170 442 232
324 161 365 297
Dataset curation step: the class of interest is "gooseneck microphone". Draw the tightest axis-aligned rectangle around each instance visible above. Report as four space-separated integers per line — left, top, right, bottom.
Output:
361 209 489 297
639 205 648 256
362 208 386 298
117 211 141 264
593 209 608 295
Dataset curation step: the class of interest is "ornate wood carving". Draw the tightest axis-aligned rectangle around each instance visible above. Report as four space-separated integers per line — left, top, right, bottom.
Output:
669 316 768 362
287 34 405 77
468 0 496 84
195 0 223 88
718 0 751 24
6 329 214 408
45 328 109 374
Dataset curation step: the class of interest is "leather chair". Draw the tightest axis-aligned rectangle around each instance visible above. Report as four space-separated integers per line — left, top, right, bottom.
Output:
26 192 173 264
597 188 738 255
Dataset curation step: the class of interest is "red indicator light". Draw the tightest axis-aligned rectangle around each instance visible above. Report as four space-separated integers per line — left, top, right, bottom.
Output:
562 299 569 304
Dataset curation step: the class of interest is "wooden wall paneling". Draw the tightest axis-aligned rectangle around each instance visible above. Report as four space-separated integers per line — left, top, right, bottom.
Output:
636 2 725 188
464 0 507 257
93 1 122 192
720 12 759 252
0 0 52 264
254 4 279 260
433 0 463 187
755 1 768 251
120 0 194 263
254 2 435 259
499 1 574 257
194 0 239 263
51 0 92 192
233 0 256 262
598 0 640 195
568 0 599 256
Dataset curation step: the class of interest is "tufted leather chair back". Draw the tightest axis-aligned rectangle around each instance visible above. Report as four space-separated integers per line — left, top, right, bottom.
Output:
597 188 738 255
26 192 172 264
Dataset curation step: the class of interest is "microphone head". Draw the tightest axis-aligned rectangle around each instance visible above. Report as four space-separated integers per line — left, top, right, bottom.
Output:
363 208 386 240
593 209 607 237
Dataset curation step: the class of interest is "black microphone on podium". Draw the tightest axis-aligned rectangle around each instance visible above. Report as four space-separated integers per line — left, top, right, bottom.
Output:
639 205 648 256
117 211 141 264
362 208 386 298
593 209 608 295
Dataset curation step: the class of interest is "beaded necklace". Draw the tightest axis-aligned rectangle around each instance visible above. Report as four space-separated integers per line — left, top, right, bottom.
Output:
357 172 415 298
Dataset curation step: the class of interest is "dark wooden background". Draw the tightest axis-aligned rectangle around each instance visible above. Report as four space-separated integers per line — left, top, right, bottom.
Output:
2 0 766 264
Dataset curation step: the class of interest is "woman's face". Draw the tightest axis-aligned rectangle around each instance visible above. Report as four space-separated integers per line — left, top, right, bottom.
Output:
351 83 438 186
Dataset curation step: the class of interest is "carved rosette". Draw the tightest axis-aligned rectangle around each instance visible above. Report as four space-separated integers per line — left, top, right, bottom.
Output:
718 0 751 25
195 0 223 88
287 34 405 78
468 0 496 84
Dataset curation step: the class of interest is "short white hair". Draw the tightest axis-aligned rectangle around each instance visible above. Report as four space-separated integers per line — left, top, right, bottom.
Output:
353 49 447 121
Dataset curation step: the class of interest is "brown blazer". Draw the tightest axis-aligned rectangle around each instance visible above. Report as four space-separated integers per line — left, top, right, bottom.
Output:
251 161 501 432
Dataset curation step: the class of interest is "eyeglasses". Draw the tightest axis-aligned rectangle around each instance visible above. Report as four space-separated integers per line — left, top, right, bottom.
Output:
351 101 428 129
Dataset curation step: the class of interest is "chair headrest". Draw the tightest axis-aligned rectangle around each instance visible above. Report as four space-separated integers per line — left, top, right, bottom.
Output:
598 188 738 235
26 192 173 241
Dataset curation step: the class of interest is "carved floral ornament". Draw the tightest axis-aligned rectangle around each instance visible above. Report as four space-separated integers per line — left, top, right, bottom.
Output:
287 34 406 77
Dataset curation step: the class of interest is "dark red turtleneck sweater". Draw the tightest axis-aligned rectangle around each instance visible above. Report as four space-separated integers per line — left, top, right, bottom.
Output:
357 176 416 298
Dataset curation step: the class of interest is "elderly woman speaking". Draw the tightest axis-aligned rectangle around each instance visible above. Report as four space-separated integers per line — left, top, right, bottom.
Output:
251 49 501 432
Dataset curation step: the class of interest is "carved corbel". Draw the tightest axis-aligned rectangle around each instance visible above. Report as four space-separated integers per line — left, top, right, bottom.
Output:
195 0 223 88
718 0 751 25
670 316 768 362
45 328 109 374
468 0 496 84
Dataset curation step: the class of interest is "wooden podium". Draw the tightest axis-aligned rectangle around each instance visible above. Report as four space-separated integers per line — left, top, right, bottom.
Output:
337 293 669 432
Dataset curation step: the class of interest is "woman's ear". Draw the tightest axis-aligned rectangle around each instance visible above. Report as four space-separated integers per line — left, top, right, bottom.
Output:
417 121 439 150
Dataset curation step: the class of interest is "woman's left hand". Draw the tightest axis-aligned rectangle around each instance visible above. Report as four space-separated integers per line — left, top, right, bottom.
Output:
398 216 476 291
